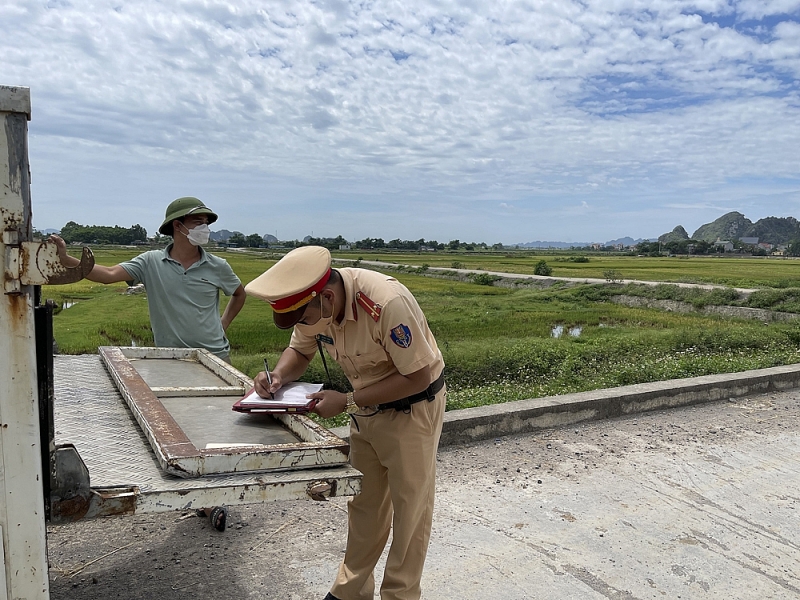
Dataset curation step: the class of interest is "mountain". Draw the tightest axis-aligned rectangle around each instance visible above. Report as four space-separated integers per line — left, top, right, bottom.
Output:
514 237 650 249
741 216 800 245
675 212 800 245
606 237 651 247
658 226 689 244
210 229 240 242
514 240 589 248
691 212 752 242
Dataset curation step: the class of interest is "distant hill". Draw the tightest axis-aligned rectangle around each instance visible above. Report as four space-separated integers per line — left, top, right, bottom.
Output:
742 216 800 245
683 212 800 245
691 212 751 242
210 229 240 242
514 237 650 249
514 240 589 248
606 236 650 247
658 226 689 244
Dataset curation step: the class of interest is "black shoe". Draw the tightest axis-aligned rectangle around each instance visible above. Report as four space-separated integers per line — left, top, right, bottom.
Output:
323 594 340 600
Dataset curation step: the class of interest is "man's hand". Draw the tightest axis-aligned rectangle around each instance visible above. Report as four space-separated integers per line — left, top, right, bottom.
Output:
49 235 76 266
309 390 348 418
254 370 282 398
47 235 129 284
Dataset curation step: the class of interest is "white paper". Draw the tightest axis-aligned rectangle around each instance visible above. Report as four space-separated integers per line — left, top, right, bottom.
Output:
239 381 324 408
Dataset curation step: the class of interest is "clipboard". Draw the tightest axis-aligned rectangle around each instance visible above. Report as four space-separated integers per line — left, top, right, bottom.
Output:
232 382 324 414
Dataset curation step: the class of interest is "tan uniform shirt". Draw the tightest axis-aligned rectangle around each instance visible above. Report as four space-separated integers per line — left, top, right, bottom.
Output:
289 268 443 390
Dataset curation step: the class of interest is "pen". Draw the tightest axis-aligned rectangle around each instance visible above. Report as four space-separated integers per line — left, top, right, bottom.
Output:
263 357 275 399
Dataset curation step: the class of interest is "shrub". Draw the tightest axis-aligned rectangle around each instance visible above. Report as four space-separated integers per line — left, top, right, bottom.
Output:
470 273 500 286
534 260 552 276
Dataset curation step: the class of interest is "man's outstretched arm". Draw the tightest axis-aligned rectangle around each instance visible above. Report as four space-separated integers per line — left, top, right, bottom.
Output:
51 235 133 284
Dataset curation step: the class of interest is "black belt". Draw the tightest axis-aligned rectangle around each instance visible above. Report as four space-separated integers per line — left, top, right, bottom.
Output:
376 372 445 412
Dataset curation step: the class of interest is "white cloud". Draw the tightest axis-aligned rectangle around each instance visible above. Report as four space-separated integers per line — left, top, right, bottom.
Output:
2 0 799 242
736 0 800 20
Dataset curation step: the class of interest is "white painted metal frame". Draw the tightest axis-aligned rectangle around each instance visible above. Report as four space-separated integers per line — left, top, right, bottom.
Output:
99 346 351 478
0 85 50 599
53 354 361 515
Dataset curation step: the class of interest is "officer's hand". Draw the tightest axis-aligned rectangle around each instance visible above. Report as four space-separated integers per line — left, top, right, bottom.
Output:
309 390 347 418
254 371 282 398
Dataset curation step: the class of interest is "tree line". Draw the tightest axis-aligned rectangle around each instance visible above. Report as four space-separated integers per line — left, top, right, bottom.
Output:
638 239 800 256
304 236 504 251
58 221 148 245
48 221 800 257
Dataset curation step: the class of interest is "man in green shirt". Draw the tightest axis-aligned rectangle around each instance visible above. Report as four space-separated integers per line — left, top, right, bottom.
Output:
53 197 246 531
53 196 245 361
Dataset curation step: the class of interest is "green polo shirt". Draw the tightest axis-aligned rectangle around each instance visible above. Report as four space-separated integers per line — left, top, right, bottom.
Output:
120 245 241 359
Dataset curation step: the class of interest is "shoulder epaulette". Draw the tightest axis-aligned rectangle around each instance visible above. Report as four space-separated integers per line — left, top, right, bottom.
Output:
356 291 382 322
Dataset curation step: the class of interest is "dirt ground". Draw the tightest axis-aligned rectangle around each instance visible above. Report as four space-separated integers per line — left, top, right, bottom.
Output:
47 389 800 599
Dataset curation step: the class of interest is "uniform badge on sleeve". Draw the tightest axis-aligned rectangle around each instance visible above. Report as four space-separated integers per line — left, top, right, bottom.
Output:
390 324 413 348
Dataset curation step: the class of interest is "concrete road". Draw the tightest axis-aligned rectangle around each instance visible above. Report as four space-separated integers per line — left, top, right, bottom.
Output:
333 258 760 295
49 389 800 599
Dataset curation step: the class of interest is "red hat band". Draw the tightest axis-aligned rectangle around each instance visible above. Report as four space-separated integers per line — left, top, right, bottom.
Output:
269 268 332 313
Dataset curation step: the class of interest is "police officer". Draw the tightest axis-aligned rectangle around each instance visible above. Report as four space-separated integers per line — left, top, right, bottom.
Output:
246 246 445 600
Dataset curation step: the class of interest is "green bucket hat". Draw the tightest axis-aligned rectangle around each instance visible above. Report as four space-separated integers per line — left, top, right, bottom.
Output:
159 197 218 236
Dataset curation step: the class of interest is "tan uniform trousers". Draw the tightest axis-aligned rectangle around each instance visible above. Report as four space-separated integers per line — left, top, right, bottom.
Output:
330 385 446 600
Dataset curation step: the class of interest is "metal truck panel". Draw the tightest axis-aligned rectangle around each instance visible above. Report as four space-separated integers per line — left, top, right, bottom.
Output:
97 346 351 478
53 354 360 519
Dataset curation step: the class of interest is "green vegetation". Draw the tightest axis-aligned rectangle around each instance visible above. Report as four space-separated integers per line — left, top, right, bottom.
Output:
533 260 552 276
336 251 800 288
597 282 800 313
60 221 148 245
469 272 500 286
46 247 800 428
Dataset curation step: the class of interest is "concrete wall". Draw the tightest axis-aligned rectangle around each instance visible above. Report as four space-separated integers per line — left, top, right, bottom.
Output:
332 364 800 447
438 363 800 446
611 295 799 322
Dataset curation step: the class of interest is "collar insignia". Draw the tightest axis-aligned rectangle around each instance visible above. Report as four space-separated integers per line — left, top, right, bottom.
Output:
356 291 382 322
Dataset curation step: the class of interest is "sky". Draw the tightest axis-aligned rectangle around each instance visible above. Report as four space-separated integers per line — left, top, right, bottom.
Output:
2 0 800 244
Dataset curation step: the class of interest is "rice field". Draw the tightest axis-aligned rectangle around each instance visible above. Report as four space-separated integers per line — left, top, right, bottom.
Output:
46 246 800 426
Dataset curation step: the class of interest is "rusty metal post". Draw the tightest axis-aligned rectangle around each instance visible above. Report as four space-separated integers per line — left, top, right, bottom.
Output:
0 86 50 599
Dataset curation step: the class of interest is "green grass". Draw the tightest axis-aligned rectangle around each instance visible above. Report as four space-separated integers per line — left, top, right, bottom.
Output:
47 246 800 427
333 250 800 289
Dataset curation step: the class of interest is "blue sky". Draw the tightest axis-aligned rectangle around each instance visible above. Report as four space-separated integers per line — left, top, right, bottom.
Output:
2 0 799 244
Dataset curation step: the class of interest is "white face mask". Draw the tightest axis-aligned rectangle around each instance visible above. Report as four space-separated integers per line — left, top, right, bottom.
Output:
183 223 211 246
294 294 335 337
